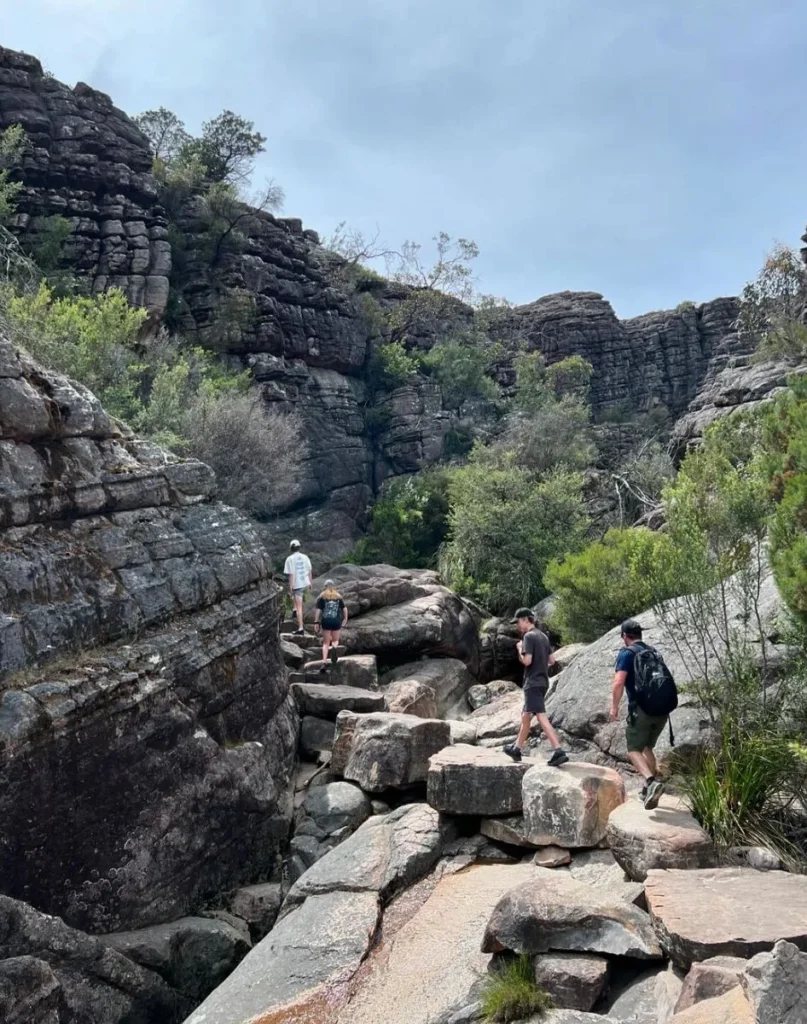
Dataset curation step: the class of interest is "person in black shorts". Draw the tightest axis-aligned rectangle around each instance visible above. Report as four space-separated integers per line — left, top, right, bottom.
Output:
504 609 568 766
313 580 348 671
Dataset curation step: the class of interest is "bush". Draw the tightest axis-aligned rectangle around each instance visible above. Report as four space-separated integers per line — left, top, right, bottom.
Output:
369 340 420 391
440 463 588 613
738 243 807 359
183 393 305 515
488 396 595 476
479 955 552 1023
421 338 499 410
545 527 676 643
545 354 593 400
351 471 450 569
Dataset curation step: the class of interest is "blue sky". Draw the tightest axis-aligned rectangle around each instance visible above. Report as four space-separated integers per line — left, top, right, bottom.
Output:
2 0 806 317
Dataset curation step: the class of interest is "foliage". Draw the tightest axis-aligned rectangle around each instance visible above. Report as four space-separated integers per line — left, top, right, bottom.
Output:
486 396 595 476
767 375 807 626
27 215 73 275
675 300 696 313
183 393 305 515
0 124 25 223
440 463 588 613
368 340 421 391
546 354 593 401
479 955 552 1024
611 439 676 525
351 471 450 569
421 338 499 410
738 243 807 359
133 107 191 163
545 527 677 643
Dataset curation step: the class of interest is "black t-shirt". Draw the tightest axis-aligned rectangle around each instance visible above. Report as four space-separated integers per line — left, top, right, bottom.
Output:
522 627 551 690
316 595 345 625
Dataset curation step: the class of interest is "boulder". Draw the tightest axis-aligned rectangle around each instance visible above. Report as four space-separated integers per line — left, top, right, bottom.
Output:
184 889 380 1024
384 679 438 718
741 939 807 1023
552 643 588 672
342 590 482 675
0 895 188 1024
383 658 478 719
448 720 478 745
332 711 451 792
299 715 336 759
282 803 450 913
569 848 645 906
304 653 379 690
606 963 683 1023
308 564 440 618
478 617 521 682
546 572 783 763
280 637 306 669
746 846 783 871
302 781 372 835
468 679 519 711
606 796 718 881
292 682 386 719
101 916 250 1003
533 952 609 1011
468 691 523 746
427 745 532 816
482 868 662 959
0 956 61 1024
674 956 745 1013
669 986 754 1023
533 845 571 868
645 867 807 967
481 816 535 848
522 763 626 848
227 883 282 943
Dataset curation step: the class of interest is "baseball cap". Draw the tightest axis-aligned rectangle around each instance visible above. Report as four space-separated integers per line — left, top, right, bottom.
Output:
289 539 301 550
510 607 535 623
621 619 643 637
324 579 335 587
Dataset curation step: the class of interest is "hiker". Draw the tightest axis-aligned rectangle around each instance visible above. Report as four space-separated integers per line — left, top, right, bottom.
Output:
283 540 312 635
504 609 569 766
313 579 348 671
610 619 678 811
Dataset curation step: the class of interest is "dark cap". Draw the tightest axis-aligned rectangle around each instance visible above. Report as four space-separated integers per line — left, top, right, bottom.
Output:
510 607 536 624
621 619 643 638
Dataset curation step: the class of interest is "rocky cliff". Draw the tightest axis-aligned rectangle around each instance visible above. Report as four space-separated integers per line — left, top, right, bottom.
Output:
0 328 297 933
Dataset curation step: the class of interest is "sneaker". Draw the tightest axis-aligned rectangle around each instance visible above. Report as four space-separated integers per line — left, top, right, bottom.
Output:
330 647 339 665
643 779 665 810
293 628 305 636
640 785 648 801
318 665 328 674
547 748 569 767
503 744 522 762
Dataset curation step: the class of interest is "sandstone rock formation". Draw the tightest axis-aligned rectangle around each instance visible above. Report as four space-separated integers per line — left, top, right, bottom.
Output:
606 796 718 881
522 763 626 848
427 744 532 816
0 331 297 934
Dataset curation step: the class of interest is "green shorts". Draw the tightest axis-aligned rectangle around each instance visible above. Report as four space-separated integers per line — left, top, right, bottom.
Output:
626 706 668 753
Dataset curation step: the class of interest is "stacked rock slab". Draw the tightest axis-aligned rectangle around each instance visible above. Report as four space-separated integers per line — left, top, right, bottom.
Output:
0 332 297 933
0 46 170 316
332 710 451 791
606 795 718 881
427 744 532 816
522 763 626 848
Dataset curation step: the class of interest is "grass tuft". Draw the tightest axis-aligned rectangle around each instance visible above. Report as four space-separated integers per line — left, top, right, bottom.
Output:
479 954 553 1023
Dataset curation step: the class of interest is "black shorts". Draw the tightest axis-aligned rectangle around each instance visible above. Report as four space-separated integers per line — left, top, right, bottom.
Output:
321 620 341 633
523 687 547 714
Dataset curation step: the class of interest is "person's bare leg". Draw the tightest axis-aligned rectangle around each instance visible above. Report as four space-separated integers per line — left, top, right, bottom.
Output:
644 748 658 777
535 712 562 750
321 630 330 663
294 594 304 630
515 712 533 749
627 750 653 780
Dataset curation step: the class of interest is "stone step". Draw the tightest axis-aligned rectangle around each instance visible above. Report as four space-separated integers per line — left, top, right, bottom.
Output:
303 654 378 690
291 683 386 720
303 645 346 664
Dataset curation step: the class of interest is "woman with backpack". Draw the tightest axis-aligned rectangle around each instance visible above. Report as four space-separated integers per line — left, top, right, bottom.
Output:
313 579 349 670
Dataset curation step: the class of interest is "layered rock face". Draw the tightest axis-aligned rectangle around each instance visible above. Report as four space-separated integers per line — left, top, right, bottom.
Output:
0 331 297 933
0 46 170 317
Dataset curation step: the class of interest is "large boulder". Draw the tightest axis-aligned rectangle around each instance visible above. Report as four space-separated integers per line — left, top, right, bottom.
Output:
468 690 523 746
282 803 450 913
741 939 807 1024
533 953 609 1011
546 571 784 763
427 744 532 816
382 658 478 719
467 679 519 711
342 590 482 674
331 711 451 792
184 889 380 1024
301 781 372 835
606 964 683 1023
384 679 438 718
522 763 626 848
101 916 250 1003
669 986 754 1023
292 682 386 719
304 654 379 689
673 956 746 1014
482 868 662 959
308 564 441 618
478 617 521 682
645 867 807 967
0 895 188 1024
606 796 718 881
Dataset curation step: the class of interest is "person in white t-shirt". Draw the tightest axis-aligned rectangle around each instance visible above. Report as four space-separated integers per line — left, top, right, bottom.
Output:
283 539 312 635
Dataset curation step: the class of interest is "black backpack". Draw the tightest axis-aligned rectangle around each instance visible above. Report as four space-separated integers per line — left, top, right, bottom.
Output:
630 643 678 717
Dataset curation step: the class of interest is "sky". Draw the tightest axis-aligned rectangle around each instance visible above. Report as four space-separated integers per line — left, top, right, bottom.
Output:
2 0 806 317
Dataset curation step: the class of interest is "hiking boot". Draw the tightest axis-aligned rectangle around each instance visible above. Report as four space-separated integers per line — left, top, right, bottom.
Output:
330 647 339 666
643 779 665 810
503 744 522 762
547 748 569 767
640 785 648 801
318 665 328 674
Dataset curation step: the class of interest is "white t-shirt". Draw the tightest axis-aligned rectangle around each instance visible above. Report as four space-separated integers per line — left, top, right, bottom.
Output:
284 552 312 590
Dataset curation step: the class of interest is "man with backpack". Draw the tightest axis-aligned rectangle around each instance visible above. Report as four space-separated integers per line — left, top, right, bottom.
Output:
610 619 678 810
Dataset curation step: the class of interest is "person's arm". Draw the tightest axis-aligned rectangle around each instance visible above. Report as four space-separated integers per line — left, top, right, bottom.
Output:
306 557 313 589
313 598 322 632
518 634 533 667
610 670 628 721
287 573 294 595
341 600 348 627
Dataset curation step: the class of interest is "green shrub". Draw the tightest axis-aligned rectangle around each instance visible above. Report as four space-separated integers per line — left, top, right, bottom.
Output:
738 244 807 360
369 340 420 391
484 396 595 477
479 954 552 1023
545 354 593 400
421 338 499 410
545 527 675 643
352 471 450 569
440 463 588 613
